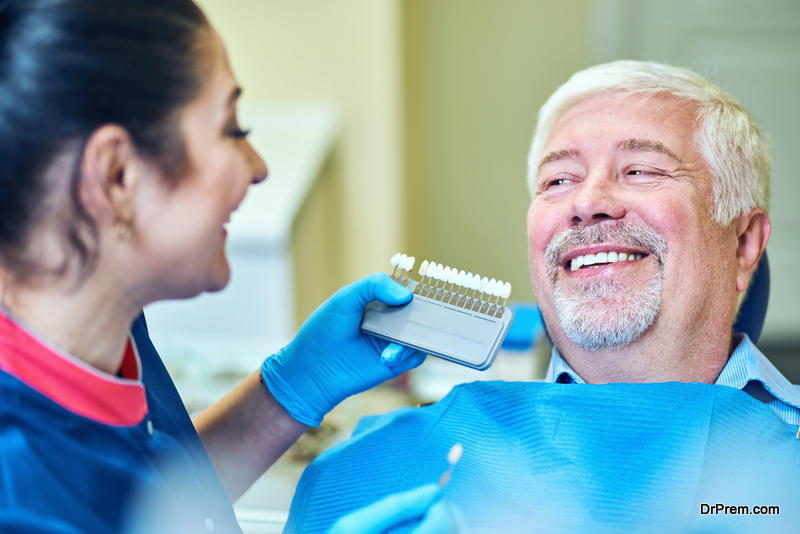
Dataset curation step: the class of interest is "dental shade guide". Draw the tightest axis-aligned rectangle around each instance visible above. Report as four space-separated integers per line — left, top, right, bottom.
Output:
360 253 515 371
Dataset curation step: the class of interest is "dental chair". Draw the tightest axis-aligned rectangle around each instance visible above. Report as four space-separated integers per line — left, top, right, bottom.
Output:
734 252 770 343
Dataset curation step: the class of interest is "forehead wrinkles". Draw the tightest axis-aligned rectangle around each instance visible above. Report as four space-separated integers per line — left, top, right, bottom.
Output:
544 221 668 282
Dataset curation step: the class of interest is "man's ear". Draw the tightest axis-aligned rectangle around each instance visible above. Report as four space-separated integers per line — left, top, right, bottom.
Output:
734 208 771 293
79 125 140 230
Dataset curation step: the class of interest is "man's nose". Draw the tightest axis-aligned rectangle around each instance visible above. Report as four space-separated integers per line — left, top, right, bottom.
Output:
569 172 625 225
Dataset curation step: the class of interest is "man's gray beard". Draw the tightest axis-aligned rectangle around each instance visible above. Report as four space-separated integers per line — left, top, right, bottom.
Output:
544 222 667 352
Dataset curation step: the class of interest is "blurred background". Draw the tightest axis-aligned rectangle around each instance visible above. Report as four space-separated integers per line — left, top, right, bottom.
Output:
142 0 800 529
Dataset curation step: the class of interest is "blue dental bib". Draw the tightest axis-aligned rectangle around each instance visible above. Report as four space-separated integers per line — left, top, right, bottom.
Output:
286 381 800 533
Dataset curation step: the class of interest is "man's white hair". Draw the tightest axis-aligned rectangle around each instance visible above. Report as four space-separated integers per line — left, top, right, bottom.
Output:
527 60 770 226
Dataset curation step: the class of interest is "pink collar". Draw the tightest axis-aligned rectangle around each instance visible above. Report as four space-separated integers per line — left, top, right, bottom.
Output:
0 309 148 426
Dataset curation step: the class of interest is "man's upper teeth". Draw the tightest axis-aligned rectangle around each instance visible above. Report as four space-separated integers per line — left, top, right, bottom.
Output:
570 252 643 271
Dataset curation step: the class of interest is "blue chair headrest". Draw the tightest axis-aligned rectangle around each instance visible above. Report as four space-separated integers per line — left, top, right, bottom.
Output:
733 251 770 344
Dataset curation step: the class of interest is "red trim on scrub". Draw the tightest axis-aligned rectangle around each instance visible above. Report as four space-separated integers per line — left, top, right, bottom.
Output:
0 310 148 426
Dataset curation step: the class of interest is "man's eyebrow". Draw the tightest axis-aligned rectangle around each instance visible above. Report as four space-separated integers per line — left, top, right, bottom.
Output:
616 138 682 164
538 149 580 172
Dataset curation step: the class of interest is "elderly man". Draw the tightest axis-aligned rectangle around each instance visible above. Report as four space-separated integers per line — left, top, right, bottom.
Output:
283 61 799 533
526 61 798 419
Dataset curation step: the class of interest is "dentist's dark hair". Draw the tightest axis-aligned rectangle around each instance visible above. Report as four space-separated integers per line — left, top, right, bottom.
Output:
0 0 209 282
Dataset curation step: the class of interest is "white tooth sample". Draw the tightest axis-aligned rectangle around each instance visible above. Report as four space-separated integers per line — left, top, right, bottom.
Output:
584 253 596 266
457 270 467 287
399 254 408 269
479 277 489 292
503 282 512 299
618 253 628 261
442 266 451 282
407 256 416 271
391 253 401 268
428 262 438 275
435 263 445 280
485 278 497 296
492 280 504 297
470 274 481 290
595 252 608 264
608 251 618 263
448 268 458 284
419 260 429 276
570 259 578 271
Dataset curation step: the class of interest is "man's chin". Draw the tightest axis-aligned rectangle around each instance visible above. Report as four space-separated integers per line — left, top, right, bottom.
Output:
552 281 662 352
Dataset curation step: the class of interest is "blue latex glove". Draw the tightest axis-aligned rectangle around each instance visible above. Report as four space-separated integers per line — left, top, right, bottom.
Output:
261 273 426 426
327 484 463 534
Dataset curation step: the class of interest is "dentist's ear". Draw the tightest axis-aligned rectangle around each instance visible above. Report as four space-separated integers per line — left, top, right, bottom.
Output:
79 125 141 233
734 208 770 294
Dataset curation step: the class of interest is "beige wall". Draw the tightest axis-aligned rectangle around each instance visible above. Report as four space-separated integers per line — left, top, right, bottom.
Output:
403 0 592 304
197 0 406 323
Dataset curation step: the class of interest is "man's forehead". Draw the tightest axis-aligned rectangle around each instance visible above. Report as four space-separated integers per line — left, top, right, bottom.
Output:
538 138 684 174
538 92 698 169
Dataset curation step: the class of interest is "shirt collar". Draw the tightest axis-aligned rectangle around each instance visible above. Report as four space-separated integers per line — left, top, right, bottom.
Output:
715 334 800 411
0 308 148 426
545 346 583 384
545 335 800 410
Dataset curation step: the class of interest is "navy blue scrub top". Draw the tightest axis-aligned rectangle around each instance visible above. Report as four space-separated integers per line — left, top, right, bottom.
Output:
0 311 241 533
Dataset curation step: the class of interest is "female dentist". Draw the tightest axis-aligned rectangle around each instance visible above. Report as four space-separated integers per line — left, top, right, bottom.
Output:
0 0 459 532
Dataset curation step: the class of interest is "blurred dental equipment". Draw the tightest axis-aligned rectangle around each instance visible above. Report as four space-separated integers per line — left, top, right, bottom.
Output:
438 443 463 487
360 253 514 370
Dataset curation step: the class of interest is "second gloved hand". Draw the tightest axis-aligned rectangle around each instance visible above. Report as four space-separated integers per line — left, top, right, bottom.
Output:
261 273 426 426
327 484 465 534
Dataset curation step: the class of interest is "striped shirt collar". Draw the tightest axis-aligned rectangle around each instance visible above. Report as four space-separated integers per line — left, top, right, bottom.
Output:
545 334 800 424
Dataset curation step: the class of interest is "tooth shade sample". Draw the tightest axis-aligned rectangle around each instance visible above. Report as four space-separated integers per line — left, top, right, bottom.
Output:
419 260 429 276
407 256 416 271
442 266 451 282
479 277 489 292
448 268 458 284
391 253 401 267
485 279 497 296
492 280 504 297
503 282 512 299
470 274 481 291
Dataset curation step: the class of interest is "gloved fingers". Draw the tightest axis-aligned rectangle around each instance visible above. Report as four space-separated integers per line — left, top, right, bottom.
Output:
409 500 466 534
327 484 442 534
337 272 412 313
381 344 427 374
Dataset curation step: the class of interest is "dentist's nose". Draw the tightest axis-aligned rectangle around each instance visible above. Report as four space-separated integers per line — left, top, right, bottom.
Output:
569 172 626 226
247 140 268 185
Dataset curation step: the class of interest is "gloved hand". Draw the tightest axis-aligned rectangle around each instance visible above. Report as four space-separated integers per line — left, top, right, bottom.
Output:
327 484 465 534
261 273 426 426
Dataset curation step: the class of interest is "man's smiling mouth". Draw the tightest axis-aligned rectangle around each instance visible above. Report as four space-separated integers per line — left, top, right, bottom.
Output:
568 251 648 272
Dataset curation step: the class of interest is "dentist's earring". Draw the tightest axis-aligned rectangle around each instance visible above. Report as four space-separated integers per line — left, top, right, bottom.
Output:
115 222 132 239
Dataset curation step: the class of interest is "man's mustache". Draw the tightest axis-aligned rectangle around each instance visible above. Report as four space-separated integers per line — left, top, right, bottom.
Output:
544 221 668 282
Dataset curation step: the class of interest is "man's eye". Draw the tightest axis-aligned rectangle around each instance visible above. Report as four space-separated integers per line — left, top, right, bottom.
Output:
627 168 664 177
548 178 571 187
